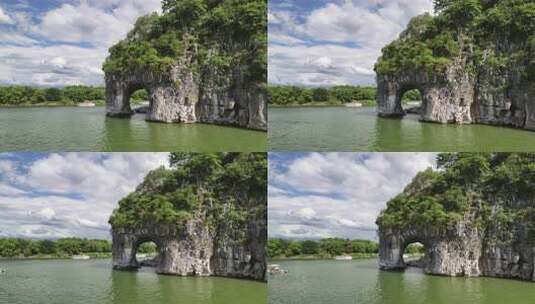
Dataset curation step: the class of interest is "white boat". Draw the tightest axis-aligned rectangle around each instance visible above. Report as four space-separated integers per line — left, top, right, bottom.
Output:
72 255 90 260
334 255 353 260
268 264 287 275
78 101 95 107
345 102 363 108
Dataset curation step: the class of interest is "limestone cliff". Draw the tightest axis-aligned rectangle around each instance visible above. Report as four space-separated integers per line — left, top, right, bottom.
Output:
377 153 535 281
103 1 267 131
376 1 535 130
109 153 267 281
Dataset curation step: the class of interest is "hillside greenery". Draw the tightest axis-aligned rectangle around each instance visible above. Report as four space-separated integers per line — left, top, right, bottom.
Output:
0 238 157 259
109 153 266 233
375 0 535 80
0 86 148 106
268 85 421 106
377 153 535 242
267 238 425 259
103 0 266 85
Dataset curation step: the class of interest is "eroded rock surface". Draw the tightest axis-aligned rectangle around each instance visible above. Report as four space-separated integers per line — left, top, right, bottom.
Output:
105 63 266 130
110 154 267 281
376 2 535 131
377 154 535 281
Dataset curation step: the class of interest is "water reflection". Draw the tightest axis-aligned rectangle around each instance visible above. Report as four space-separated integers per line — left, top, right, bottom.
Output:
0 107 265 151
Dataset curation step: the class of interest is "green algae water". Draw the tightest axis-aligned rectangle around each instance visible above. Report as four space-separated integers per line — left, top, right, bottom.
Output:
0 107 266 152
0 259 266 304
269 259 535 304
268 107 535 151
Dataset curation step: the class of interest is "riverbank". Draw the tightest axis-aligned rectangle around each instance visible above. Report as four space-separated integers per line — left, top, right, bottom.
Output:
270 253 378 261
0 99 148 108
0 252 112 260
268 101 376 108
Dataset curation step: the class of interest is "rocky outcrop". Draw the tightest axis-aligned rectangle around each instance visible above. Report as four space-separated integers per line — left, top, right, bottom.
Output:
105 63 267 130
104 3 267 131
112 215 266 281
377 59 475 124
379 219 535 281
112 208 266 282
377 154 535 281
110 154 267 281
376 2 535 131
378 218 483 277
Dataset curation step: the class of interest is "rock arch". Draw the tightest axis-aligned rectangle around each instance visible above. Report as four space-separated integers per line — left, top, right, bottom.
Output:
112 222 213 276
105 60 267 130
377 68 475 124
112 219 266 281
105 63 199 124
378 223 483 277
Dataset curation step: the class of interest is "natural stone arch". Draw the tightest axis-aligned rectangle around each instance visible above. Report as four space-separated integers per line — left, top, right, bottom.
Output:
376 68 475 124
105 64 199 123
112 222 213 276
378 223 483 277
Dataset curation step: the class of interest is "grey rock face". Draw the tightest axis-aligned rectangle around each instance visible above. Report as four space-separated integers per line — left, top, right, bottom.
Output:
112 210 266 281
377 37 535 131
105 54 266 131
377 57 475 124
378 215 535 281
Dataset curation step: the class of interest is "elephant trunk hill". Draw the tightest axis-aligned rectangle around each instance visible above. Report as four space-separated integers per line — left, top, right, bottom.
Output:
109 153 267 281
103 1 267 131
377 153 535 281
376 0 535 131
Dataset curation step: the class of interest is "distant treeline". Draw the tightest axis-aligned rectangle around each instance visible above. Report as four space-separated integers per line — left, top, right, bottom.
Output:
0 85 148 106
268 238 378 258
267 85 421 106
0 237 155 258
268 238 424 258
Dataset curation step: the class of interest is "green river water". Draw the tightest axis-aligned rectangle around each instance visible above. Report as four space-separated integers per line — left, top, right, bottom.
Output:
268 107 535 151
0 259 266 304
0 107 266 152
268 259 535 304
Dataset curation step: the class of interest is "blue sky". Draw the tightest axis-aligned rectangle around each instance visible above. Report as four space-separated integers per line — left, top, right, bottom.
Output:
0 152 168 239
268 152 437 240
268 0 434 86
0 0 161 86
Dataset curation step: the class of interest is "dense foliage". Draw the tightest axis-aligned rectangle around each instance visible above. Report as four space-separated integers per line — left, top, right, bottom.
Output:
377 153 535 242
103 0 266 85
268 86 421 106
109 153 266 233
375 0 535 81
267 238 379 258
0 86 148 105
0 238 111 258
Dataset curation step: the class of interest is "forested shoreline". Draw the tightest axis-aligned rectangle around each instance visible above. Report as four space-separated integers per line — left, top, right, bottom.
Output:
0 85 148 106
0 237 155 259
267 238 424 260
267 85 421 106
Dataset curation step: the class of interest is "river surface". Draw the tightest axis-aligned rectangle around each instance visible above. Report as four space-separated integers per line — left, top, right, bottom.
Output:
268 107 535 151
0 107 266 152
0 259 266 304
268 259 535 304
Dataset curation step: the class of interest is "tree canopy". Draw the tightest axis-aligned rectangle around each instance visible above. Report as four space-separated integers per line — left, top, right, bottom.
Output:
376 0 535 81
109 153 267 231
103 0 266 85
377 153 535 243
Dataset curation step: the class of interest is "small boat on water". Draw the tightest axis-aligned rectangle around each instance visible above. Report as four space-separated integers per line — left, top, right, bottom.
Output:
78 101 96 107
268 264 288 275
334 255 353 261
345 102 363 108
72 255 90 260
